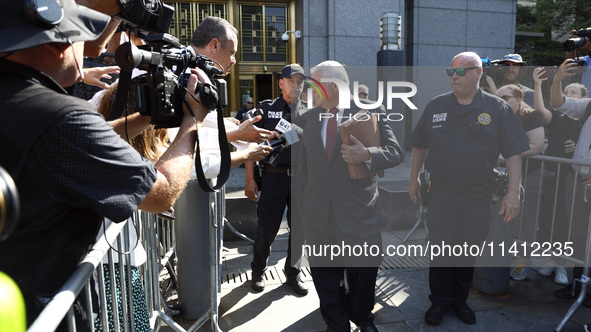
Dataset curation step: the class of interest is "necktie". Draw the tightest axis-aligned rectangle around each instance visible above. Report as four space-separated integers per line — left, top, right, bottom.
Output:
326 108 339 160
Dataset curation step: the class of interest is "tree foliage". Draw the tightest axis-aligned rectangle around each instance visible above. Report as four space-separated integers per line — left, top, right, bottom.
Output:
516 0 591 66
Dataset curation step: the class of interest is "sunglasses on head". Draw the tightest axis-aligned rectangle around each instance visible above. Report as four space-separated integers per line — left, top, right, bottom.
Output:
446 66 479 77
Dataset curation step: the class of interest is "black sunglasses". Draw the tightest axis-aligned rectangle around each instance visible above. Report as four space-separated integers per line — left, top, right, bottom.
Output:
246 102 254 104
446 66 479 77
499 95 515 102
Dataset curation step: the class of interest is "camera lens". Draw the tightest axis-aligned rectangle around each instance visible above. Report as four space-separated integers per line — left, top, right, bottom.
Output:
563 37 587 52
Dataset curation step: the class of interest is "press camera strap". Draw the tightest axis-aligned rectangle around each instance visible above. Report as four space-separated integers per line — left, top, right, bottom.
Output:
193 80 231 192
108 68 132 121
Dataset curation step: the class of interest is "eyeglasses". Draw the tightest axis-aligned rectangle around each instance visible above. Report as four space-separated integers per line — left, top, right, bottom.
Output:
499 95 515 102
446 66 479 77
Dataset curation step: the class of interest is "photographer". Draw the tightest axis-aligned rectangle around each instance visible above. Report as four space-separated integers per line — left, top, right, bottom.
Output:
564 28 591 92
188 16 272 144
0 1 210 329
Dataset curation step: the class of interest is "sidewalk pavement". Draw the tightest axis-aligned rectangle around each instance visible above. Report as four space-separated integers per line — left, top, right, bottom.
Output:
175 161 590 331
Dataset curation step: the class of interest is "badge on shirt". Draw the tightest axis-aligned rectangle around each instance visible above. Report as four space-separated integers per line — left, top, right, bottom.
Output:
478 113 491 125
268 111 283 119
432 113 447 123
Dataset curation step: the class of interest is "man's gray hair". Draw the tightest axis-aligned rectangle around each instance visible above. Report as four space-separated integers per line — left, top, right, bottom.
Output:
311 60 350 85
190 16 238 49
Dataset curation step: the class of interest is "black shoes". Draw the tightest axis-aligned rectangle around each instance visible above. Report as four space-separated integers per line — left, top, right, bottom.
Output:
357 323 379 332
453 302 476 325
425 302 476 325
251 273 265 292
285 277 309 295
425 303 449 325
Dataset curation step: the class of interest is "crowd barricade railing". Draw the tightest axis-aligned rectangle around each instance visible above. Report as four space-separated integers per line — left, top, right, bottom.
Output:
517 155 591 332
27 187 226 332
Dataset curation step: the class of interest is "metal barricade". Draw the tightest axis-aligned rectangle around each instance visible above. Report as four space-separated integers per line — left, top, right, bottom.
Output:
27 187 226 332
513 155 591 332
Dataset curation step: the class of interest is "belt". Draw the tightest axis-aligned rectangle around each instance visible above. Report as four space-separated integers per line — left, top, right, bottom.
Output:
263 165 293 176
430 177 491 197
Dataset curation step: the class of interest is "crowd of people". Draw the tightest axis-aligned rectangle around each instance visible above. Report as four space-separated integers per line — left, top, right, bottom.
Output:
0 0 590 331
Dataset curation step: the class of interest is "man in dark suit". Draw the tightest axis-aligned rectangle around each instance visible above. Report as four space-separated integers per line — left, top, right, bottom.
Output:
294 60 403 332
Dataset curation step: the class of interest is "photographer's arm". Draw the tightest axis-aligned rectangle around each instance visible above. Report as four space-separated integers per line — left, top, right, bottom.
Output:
138 72 209 213
83 17 121 57
109 113 152 139
76 0 121 16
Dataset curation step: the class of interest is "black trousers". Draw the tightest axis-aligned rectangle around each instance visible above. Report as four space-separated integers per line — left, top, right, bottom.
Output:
305 208 381 331
426 186 491 307
251 172 299 278
310 266 377 332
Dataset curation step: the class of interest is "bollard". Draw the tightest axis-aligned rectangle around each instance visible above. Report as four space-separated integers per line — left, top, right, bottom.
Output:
174 180 212 320
473 199 513 295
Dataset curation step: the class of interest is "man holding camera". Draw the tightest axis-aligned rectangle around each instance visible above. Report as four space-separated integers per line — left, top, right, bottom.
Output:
244 64 308 295
0 0 210 328
565 28 591 92
409 52 529 326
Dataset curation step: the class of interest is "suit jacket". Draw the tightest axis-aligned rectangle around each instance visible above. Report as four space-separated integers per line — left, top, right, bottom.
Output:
293 102 403 238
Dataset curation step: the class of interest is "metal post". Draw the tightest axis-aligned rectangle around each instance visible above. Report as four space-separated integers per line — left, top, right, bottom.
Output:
173 181 212 320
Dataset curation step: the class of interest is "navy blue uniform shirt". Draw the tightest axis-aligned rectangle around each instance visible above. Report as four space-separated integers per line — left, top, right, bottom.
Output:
256 94 291 167
410 89 529 187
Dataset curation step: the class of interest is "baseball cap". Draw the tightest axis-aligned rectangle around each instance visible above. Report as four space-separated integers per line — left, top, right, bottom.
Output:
0 0 110 53
499 54 527 66
281 64 306 79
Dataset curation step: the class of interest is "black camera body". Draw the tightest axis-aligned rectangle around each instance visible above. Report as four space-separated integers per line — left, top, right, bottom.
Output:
481 57 510 76
563 28 591 52
115 33 226 128
568 58 588 74
116 0 174 34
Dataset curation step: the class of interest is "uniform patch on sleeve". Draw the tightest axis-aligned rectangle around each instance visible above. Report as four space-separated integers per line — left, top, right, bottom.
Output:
478 113 491 125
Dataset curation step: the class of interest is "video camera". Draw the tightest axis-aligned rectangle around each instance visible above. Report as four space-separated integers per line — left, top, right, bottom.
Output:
116 0 174 34
114 33 227 128
563 28 591 52
481 57 510 76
